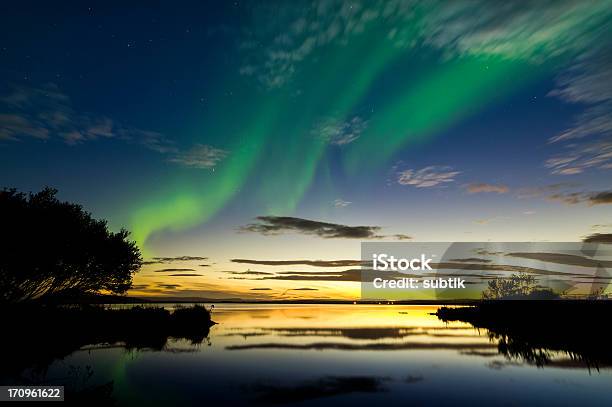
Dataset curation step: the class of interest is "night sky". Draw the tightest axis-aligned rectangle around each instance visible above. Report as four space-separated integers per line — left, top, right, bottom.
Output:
1 1 611 300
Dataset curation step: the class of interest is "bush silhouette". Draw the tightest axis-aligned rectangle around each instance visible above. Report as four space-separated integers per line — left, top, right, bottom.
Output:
482 272 559 300
0 187 142 303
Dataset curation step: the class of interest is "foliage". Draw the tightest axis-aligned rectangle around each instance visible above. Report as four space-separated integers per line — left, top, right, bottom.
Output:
482 273 559 300
0 187 142 302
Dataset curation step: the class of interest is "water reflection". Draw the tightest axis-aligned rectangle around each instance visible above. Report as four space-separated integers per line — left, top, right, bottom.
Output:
5 305 612 406
436 302 612 370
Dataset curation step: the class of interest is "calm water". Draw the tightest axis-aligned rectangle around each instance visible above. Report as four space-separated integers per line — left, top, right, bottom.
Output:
31 305 612 405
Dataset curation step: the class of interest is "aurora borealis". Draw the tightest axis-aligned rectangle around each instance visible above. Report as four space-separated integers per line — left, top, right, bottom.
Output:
1 0 611 300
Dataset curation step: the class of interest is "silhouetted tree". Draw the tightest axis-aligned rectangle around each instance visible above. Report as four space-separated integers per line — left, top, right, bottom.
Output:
0 187 142 303
482 273 559 300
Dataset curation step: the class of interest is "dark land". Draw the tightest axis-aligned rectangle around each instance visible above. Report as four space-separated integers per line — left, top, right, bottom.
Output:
436 300 612 369
1 304 215 385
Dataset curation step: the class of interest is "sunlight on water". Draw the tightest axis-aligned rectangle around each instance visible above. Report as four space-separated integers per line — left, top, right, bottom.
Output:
36 305 612 406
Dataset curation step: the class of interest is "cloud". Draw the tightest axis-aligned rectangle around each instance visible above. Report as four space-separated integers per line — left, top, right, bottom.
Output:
417 1 610 61
518 183 581 197
0 113 49 140
239 1 376 88
591 224 612 230
547 190 612 206
589 191 612 205
224 270 275 276
552 45 612 106
145 255 208 264
546 192 584 205
157 283 182 289
239 1 610 178
333 199 351 208
291 288 318 291
232 259 363 267
546 26 612 174
261 269 363 282
240 1 611 88
167 144 229 169
465 183 509 194
583 233 612 243
545 139 612 175
240 216 413 240
506 252 612 268
239 216 384 239
168 273 204 277
0 83 121 143
448 258 492 264
0 84 177 153
0 84 227 170
250 287 272 291
397 166 460 188
153 268 196 273
549 104 612 144
235 258 587 282
391 234 412 240
518 184 611 206
133 129 177 154
315 116 368 146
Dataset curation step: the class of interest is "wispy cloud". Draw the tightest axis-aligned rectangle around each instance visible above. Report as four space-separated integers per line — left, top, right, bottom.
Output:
144 255 208 265
448 258 492 264
235 260 584 283
507 252 612 268
260 269 363 282
168 273 203 277
418 0 610 60
546 26 612 174
240 1 611 88
465 183 509 194
591 224 612 230
516 183 611 206
545 139 612 175
333 199 351 208
397 166 460 188
168 144 229 169
0 84 228 169
517 183 581 199
391 234 412 240
0 83 121 143
224 270 275 276
153 268 196 273
315 116 368 146
231 259 363 267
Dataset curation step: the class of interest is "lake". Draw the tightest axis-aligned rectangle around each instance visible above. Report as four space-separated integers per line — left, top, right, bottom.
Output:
22 304 612 406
